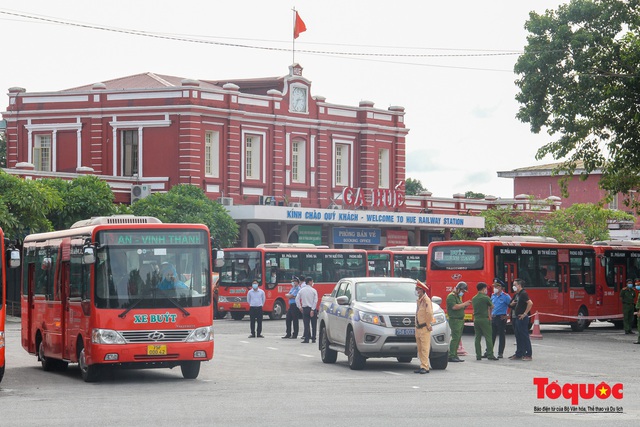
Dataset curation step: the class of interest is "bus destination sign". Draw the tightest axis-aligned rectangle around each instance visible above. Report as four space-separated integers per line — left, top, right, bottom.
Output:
99 231 204 246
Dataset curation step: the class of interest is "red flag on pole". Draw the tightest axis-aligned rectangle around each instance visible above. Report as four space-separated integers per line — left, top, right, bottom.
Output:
294 11 307 39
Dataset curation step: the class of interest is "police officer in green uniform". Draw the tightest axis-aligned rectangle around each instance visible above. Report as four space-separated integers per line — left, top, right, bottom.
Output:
620 279 637 334
446 281 471 362
472 282 498 361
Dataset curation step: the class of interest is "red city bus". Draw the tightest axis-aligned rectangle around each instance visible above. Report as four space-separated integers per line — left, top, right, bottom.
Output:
427 236 622 331
592 240 640 328
367 246 428 282
217 243 368 320
21 216 223 382
0 230 21 383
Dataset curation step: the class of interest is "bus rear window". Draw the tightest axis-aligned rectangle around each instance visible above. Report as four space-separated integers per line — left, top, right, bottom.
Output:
430 246 484 270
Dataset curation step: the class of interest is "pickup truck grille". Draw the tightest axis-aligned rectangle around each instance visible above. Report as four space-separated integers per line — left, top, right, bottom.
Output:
389 315 415 327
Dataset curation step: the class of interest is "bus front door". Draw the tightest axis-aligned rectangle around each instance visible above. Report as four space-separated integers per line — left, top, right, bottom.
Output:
558 263 570 317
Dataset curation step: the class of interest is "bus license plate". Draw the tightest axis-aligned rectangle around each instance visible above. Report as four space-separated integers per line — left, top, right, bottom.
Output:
396 328 414 336
147 345 167 356
232 303 242 308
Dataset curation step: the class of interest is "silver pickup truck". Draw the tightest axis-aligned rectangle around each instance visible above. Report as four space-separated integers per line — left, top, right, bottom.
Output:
318 277 451 370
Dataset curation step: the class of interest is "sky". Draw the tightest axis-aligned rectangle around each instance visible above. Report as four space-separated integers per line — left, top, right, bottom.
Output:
0 0 569 199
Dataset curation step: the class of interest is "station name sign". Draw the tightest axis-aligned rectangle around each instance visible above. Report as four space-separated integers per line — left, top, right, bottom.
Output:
342 186 405 209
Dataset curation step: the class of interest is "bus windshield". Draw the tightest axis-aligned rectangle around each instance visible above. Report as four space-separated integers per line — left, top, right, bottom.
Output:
94 230 211 309
219 250 262 286
430 245 484 270
393 254 426 281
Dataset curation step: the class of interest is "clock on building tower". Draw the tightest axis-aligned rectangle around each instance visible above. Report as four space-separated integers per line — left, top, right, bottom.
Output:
291 86 308 112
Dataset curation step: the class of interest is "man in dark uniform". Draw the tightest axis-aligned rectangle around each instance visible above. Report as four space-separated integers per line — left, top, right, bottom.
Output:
472 282 498 361
620 279 637 334
446 281 471 362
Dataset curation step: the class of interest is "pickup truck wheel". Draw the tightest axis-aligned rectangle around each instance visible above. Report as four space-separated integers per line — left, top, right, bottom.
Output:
320 325 337 364
347 330 366 370
429 352 449 370
396 357 412 363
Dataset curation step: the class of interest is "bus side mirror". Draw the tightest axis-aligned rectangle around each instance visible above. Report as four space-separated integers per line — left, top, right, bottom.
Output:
83 246 96 265
8 248 21 268
213 250 225 268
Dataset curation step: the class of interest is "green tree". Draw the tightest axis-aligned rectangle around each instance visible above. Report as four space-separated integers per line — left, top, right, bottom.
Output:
0 171 63 240
452 206 541 240
541 203 634 243
515 0 640 207
131 184 239 248
465 191 485 199
405 178 426 196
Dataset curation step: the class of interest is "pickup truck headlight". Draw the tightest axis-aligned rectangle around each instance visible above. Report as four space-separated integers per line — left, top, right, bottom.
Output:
358 311 386 326
433 312 446 325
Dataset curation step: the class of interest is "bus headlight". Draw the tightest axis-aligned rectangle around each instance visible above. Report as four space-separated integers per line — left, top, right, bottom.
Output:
218 296 228 302
358 311 386 326
92 329 125 344
433 312 446 325
187 325 213 342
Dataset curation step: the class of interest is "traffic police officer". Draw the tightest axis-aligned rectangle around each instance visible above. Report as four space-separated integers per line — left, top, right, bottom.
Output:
446 281 471 362
620 279 637 334
414 280 433 374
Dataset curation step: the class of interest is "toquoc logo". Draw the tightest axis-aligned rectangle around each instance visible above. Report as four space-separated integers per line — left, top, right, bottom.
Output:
534 378 623 405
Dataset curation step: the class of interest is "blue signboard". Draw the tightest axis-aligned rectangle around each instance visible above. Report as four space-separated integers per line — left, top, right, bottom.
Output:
333 227 381 245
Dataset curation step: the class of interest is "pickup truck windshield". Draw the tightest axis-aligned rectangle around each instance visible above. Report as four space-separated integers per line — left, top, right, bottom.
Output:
355 281 416 303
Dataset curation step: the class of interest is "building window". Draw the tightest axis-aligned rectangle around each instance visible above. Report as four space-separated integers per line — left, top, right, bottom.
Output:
33 134 52 171
245 134 261 180
335 143 350 186
609 195 619 210
122 130 138 177
205 131 220 178
292 139 306 183
378 148 390 188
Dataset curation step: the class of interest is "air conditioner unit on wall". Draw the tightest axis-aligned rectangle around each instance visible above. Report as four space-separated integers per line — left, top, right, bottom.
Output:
217 197 234 206
289 202 302 208
131 184 151 203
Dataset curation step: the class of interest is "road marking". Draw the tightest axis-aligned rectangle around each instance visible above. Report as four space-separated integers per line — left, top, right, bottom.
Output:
299 354 314 358
383 371 403 376
411 386 420 389
267 347 278 350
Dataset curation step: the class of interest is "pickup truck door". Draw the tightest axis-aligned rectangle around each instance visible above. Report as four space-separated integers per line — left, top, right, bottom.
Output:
333 283 353 347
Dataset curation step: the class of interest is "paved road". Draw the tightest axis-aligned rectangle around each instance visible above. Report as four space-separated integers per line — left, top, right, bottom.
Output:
1 316 639 426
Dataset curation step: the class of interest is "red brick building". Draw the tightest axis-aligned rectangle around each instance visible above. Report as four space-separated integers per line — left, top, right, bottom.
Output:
4 64 555 246
498 162 638 237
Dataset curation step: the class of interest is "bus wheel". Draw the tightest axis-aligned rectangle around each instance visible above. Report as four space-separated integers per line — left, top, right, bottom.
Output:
269 300 285 320
181 361 201 379
79 344 101 382
0 364 4 383
39 339 56 372
320 325 337 364
570 307 591 332
230 312 245 321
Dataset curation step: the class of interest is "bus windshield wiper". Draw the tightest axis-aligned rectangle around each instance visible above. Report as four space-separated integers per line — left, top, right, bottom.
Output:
166 296 190 317
119 298 144 318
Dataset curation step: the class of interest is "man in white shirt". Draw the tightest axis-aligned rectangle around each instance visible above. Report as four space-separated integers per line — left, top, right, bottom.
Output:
247 280 266 338
295 277 318 343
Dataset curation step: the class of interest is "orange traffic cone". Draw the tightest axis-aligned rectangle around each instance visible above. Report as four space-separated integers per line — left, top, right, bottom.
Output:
530 312 543 340
457 338 468 355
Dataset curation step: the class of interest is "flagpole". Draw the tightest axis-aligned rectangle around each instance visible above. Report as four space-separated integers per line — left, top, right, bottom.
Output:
292 7 296 64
